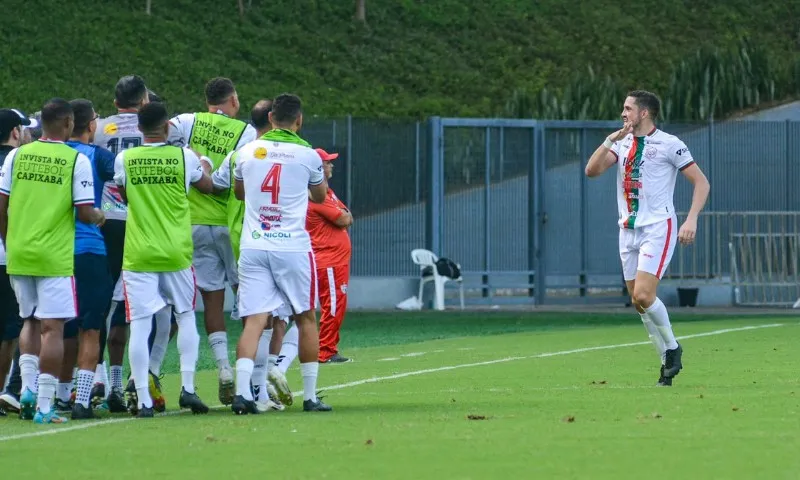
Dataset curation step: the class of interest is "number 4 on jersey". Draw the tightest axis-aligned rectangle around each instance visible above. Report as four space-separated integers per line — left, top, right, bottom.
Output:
261 164 282 203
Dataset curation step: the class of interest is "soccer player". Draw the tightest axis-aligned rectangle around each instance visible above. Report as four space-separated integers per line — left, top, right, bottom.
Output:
231 93 331 414
61 99 115 419
0 98 104 424
114 102 213 418
308 148 353 364
168 77 257 406
584 90 710 386
95 74 171 413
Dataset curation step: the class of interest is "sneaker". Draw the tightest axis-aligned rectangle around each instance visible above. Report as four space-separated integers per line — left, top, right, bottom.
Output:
179 388 209 414
664 344 683 378
33 409 69 424
656 365 672 386
218 366 234 406
302 398 332 412
71 403 95 420
268 367 293 406
0 391 21 413
106 386 128 413
54 398 72 413
231 395 260 415
124 377 138 416
255 398 285 413
90 383 105 406
149 371 166 413
19 388 36 420
321 353 351 364
0 407 5 416
137 406 154 418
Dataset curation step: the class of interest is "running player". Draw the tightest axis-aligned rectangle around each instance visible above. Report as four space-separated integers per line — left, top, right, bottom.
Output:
584 90 710 386
167 77 256 406
114 102 212 417
231 93 331 414
0 98 104 423
63 99 115 419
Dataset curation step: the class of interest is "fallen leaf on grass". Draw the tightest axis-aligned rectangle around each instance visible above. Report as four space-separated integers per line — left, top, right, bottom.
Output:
467 414 488 420
562 416 575 423
205 435 217 442
732 407 740 412
590 380 607 385
698 394 704 399
365 439 374 445
651 412 662 419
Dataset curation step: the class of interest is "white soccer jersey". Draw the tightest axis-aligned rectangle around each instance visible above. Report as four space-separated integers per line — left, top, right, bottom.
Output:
94 113 144 220
234 139 324 252
610 128 695 229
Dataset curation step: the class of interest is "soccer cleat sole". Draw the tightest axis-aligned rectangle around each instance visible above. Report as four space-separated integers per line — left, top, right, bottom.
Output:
218 380 234 406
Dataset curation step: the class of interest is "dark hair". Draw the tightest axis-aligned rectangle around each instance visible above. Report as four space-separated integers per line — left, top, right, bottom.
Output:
205 77 236 106
115 75 148 109
628 90 661 120
250 99 273 130
148 89 162 103
138 102 169 136
40 98 74 130
271 93 302 126
69 99 95 136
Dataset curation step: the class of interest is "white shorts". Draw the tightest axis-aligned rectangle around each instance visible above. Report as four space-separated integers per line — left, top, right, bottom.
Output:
10 275 77 320
237 249 316 318
619 217 678 282
192 225 238 292
272 304 292 322
112 277 124 302
122 268 196 321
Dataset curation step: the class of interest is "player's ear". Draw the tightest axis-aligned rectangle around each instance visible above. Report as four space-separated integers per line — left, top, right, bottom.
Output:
296 113 303 130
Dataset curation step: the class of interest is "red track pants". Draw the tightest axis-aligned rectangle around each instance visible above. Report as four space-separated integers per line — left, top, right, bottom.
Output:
317 264 349 362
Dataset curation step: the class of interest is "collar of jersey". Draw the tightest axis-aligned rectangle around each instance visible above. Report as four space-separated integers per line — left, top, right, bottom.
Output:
261 128 311 148
141 142 167 147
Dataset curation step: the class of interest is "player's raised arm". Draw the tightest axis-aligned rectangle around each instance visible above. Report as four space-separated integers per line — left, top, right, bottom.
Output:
585 122 632 177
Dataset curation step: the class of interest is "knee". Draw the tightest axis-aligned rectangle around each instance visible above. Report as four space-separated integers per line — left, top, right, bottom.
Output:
632 289 655 309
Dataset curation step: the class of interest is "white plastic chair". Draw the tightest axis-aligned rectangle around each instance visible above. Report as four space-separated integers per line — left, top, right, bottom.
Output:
410 248 465 311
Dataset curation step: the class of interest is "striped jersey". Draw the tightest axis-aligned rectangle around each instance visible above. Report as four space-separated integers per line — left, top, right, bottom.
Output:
94 112 143 220
610 128 695 229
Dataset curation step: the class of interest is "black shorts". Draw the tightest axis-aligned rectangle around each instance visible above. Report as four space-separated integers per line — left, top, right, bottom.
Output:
0 265 21 341
65 253 113 339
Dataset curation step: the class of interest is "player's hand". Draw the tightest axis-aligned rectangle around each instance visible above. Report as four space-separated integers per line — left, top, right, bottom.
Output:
199 156 213 175
608 121 633 142
93 208 106 227
678 216 697 245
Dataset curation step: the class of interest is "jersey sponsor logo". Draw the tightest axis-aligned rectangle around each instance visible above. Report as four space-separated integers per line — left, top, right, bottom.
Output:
127 157 182 185
15 154 70 185
191 118 239 155
80 180 93 188
103 123 118 135
340 284 347 294
254 147 267 160
251 230 261 239
268 151 294 160
676 147 688 156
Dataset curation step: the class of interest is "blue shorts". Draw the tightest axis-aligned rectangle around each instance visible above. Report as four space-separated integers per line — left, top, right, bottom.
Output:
65 253 113 339
0 265 21 341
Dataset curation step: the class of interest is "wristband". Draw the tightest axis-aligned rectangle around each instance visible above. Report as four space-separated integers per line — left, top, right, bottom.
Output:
603 138 614 149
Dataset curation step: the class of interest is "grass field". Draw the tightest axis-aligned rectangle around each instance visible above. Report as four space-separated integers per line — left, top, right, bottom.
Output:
1 311 798 479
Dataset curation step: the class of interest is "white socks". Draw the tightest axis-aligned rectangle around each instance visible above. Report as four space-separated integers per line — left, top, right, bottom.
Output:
300 362 319 402
252 330 271 402
110 365 123 390
175 310 200 394
208 331 231 371
277 324 299 374
76 369 94 408
19 354 38 393
37 373 57 414
149 307 172 376
236 358 254 401
639 312 667 364
129 316 153 409
57 382 72 402
646 298 679 350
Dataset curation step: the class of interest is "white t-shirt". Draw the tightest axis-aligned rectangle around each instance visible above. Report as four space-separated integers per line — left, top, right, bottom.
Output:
167 111 257 155
113 143 204 194
610 128 695 229
0 141 95 265
234 139 324 252
94 112 143 221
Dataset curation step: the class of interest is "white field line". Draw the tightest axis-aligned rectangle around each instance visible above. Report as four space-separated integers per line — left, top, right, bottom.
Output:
0 323 783 443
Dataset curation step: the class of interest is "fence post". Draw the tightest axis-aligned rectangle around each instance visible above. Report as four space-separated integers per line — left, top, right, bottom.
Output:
483 127 491 299
530 123 546 304
415 121 421 204
579 128 588 297
426 117 443 256
786 119 791 210
345 115 353 208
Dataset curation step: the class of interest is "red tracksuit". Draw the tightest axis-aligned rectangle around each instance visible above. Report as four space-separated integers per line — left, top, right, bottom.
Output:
306 188 351 362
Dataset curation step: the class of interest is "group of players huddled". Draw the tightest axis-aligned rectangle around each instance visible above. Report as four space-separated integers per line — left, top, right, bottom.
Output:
0 75 338 423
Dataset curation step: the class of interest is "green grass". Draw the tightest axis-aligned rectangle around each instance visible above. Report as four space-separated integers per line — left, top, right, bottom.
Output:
1 312 798 478
0 0 798 118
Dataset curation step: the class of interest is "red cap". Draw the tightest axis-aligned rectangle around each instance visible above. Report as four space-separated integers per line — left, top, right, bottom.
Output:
315 148 339 162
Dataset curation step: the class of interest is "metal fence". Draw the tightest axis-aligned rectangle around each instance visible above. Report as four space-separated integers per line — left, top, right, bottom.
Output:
300 116 800 305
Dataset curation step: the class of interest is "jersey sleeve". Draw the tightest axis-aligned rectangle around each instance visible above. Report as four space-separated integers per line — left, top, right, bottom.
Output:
167 113 195 147
306 150 325 185
670 139 695 171
236 125 258 149
113 152 126 186
95 146 117 182
0 148 18 196
182 148 205 192
308 199 344 224
609 139 622 162
212 151 233 189
73 154 95 206
233 152 245 181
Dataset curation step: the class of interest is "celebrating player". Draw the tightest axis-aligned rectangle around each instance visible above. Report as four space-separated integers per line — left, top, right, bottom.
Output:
0 98 104 423
584 90 710 386
168 77 257 406
230 93 331 414
113 102 213 417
